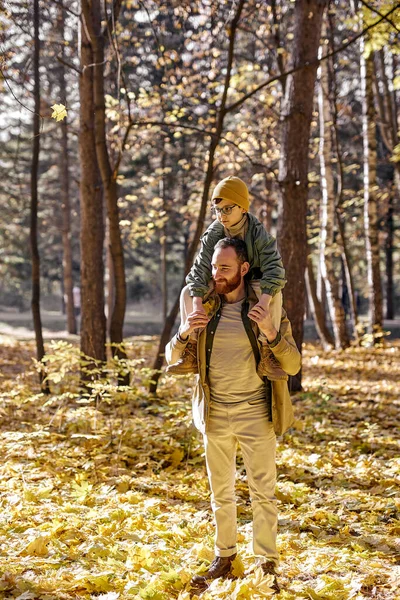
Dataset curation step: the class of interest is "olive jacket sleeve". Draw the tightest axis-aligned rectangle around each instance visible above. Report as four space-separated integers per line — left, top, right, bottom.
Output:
185 213 286 299
247 213 286 297
185 221 224 298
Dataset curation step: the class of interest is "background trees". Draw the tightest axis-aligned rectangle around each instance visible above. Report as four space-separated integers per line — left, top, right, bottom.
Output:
0 0 399 387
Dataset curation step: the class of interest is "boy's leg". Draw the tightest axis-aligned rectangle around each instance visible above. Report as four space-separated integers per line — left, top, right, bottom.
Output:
250 282 282 333
250 283 287 381
166 286 198 374
269 291 282 332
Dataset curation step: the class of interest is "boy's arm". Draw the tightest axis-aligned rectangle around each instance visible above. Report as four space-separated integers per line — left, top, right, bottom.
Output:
185 224 222 299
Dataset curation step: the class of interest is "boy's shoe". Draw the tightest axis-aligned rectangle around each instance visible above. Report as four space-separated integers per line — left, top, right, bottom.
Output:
166 340 198 374
190 554 237 593
257 345 288 381
261 561 280 593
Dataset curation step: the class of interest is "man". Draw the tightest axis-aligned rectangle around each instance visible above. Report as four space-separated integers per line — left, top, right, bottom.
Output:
165 238 301 594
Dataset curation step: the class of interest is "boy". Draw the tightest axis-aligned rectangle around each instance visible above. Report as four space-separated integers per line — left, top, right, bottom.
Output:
167 175 287 380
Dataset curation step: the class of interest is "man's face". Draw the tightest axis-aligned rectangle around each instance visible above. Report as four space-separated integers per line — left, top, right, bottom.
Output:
211 247 244 295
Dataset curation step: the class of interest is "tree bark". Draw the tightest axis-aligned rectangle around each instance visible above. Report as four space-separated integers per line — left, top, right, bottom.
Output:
305 256 334 350
149 0 246 393
82 0 128 381
58 3 77 335
326 11 359 342
385 189 394 320
79 0 106 368
373 48 400 320
160 145 168 323
360 40 383 340
317 34 349 350
277 0 329 389
30 0 48 391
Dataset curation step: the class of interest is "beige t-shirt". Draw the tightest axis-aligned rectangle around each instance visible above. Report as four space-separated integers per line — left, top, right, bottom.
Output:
209 299 265 404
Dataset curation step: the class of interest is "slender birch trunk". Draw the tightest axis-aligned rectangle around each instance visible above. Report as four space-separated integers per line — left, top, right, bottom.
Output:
317 36 349 349
305 256 334 350
58 3 77 335
360 39 383 340
326 11 359 340
160 145 168 323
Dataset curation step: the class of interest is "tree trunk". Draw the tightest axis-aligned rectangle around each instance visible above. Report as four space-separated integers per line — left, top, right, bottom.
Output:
79 0 106 368
83 0 128 382
385 189 394 320
317 35 349 350
30 0 48 391
149 0 246 394
106 225 115 334
373 49 400 320
360 41 383 340
305 256 334 350
277 0 328 390
326 10 359 341
58 3 77 335
160 146 168 322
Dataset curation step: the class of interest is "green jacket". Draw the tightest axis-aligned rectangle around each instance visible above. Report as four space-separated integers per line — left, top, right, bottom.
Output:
186 212 286 298
165 285 301 436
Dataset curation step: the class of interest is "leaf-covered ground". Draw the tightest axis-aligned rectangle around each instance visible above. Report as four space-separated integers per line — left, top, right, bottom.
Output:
0 335 399 600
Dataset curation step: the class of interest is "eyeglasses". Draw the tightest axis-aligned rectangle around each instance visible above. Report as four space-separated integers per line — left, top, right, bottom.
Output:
211 204 237 216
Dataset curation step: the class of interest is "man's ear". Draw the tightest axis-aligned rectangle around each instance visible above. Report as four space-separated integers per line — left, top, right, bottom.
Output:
241 261 250 276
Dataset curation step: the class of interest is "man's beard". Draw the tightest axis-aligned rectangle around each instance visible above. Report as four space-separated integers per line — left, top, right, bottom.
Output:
213 266 242 295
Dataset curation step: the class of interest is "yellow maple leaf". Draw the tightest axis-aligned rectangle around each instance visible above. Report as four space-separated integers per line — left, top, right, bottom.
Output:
23 535 50 556
231 555 245 578
51 103 67 122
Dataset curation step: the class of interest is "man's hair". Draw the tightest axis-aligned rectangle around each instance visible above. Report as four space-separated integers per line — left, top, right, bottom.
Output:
214 237 248 264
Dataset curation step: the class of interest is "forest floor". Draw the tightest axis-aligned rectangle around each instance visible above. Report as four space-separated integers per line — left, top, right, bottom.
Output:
0 334 399 599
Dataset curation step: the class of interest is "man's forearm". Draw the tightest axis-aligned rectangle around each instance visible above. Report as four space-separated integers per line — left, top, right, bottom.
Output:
260 324 278 344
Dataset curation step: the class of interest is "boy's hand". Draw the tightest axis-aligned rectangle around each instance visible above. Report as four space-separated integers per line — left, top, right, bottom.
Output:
248 302 278 343
179 308 209 340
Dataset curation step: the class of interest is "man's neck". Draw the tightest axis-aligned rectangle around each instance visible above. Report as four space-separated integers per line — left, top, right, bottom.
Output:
223 281 246 304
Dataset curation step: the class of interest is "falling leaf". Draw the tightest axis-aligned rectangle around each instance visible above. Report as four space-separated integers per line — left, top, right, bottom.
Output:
51 103 67 121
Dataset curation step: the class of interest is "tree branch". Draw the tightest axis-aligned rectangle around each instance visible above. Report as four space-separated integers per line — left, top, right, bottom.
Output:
225 3 400 114
56 55 82 75
359 0 400 33
127 119 276 175
49 0 81 18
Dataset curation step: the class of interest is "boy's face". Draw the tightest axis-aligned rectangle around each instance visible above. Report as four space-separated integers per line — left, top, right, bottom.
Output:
213 198 247 228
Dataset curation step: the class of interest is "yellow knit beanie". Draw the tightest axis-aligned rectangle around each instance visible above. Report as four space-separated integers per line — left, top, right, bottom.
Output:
211 176 249 212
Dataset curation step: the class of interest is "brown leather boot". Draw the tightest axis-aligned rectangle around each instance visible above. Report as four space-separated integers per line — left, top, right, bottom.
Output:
261 561 280 593
190 554 236 593
166 340 198 374
257 345 288 381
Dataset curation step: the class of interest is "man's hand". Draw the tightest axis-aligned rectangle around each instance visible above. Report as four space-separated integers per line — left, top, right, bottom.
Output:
248 302 278 343
179 308 210 340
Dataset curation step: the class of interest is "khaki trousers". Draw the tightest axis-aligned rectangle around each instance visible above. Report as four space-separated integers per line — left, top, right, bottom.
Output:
181 283 282 340
203 399 279 565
